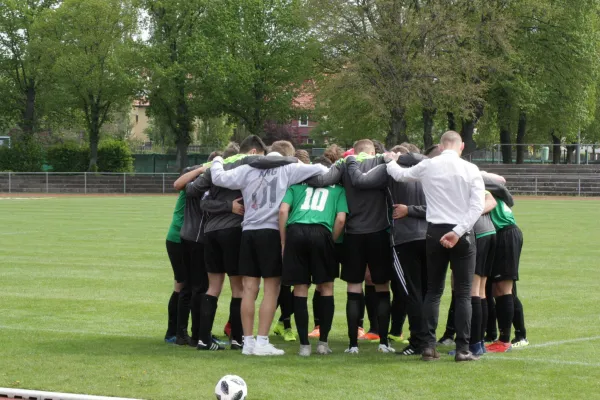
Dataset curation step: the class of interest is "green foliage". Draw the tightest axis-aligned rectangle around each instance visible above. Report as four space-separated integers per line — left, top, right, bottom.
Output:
38 0 141 170
97 139 134 173
0 138 44 172
46 142 89 172
197 117 233 148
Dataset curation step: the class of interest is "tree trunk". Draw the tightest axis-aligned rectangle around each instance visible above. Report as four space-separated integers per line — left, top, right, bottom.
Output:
565 143 576 164
551 131 561 164
21 79 36 138
447 112 456 131
460 104 484 156
88 103 100 171
497 94 513 164
516 111 527 164
422 107 436 149
176 138 189 171
387 107 408 148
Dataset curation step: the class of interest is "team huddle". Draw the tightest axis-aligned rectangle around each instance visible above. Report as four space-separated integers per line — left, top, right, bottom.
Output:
162 131 528 361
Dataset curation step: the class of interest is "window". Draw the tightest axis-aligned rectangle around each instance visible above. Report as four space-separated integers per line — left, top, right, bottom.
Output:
306 138 315 145
299 115 309 127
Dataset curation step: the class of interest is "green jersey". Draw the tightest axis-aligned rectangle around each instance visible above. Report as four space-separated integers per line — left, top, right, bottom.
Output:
282 183 349 233
490 198 516 230
166 191 186 243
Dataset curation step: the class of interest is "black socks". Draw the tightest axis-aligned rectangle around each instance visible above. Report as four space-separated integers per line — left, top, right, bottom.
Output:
513 294 527 340
376 291 391 345
358 291 365 329
365 285 379 333
166 291 179 338
199 294 218 345
320 295 334 343
293 296 309 345
177 286 192 337
312 290 321 327
496 294 514 343
470 296 482 344
480 297 489 342
278 286 294 329
347 292 362 347
229 297 242 343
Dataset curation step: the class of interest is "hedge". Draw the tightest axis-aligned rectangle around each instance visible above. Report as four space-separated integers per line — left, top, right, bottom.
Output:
97 140 134 173
0 139 45 172
46 142 89 172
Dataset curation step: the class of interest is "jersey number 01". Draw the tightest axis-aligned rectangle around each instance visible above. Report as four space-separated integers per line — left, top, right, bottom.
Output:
300 187 329 212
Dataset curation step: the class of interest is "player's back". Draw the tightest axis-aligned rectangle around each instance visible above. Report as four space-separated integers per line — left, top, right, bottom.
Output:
285 183 346 232
342 154 389 234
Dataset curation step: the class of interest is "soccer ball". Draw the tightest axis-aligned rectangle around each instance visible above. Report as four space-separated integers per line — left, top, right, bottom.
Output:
215 375 248 400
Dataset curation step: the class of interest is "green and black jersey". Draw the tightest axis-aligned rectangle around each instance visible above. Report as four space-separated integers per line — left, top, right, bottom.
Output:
282 183 349 233
166 191 186 243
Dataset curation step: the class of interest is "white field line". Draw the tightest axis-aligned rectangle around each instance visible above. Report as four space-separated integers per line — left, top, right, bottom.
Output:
528 335 600 348
487 356 600 367
0 325 155 339
0 197 54 200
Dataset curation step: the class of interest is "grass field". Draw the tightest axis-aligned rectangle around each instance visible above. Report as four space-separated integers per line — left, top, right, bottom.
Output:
1 195 600 400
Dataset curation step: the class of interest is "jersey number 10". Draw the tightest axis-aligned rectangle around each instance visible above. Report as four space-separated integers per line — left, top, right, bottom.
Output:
300 188 329 212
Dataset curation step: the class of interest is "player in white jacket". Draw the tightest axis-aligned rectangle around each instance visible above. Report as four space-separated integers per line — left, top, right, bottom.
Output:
210 148 326 356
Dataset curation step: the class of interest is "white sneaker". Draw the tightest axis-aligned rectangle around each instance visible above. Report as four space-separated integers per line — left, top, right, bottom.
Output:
242 337 255 356
298 344 311 357
253 342 285 356
344 346 359 354
378 344 396 353
316 341 332 355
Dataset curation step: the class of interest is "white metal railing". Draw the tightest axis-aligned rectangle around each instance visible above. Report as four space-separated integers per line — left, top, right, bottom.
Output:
1 171 599 196
0 172 179 194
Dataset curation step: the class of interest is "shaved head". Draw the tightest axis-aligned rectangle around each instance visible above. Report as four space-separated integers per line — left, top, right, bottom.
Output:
354 139 375 155
440 131 464 154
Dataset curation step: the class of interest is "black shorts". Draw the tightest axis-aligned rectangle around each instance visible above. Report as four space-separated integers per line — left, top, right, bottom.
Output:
341 230 393 284
204 227 242 276
166 240 185 282
282 224 338 286
181 239 208 291
239 229 282 278
491 226 523 282
475 234 496 277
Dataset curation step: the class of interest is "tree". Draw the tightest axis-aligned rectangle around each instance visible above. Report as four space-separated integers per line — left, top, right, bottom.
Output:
199 0 320 136
197 117 234 148
143 0 209 171
0 0 60 137
41 0 141 170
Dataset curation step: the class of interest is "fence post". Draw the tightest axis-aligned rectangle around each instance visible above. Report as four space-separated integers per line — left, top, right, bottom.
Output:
535 177 538 196
46 172 49 193
8 172 11 193
84 172 87 194
578 178 581 197
162 173 165 194
123 173 127 194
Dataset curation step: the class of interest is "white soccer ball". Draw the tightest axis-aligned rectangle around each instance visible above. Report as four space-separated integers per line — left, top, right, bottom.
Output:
215 375 248 400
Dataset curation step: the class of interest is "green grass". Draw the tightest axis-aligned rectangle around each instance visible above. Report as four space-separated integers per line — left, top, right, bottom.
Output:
1 195 600 400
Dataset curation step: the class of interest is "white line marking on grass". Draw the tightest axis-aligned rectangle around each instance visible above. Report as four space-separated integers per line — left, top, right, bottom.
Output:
0 325 155 339
488 356 600 367
528 335 600 348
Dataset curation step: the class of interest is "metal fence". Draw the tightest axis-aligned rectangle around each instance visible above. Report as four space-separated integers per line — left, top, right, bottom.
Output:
463 144 600 164
1 171 599 196
501 173 600 196
0 172 179 194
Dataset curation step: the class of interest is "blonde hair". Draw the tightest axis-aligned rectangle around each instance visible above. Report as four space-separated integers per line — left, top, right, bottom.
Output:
270 140 295 157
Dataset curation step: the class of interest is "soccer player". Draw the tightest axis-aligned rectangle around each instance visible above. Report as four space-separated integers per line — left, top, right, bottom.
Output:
164 188 186 344
210 141 326 356
186 136 268 351
344 146 427 356
279 156 348 356
486 190 527 352
306 139 397 354
386 131 485 362
171 164 209 346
